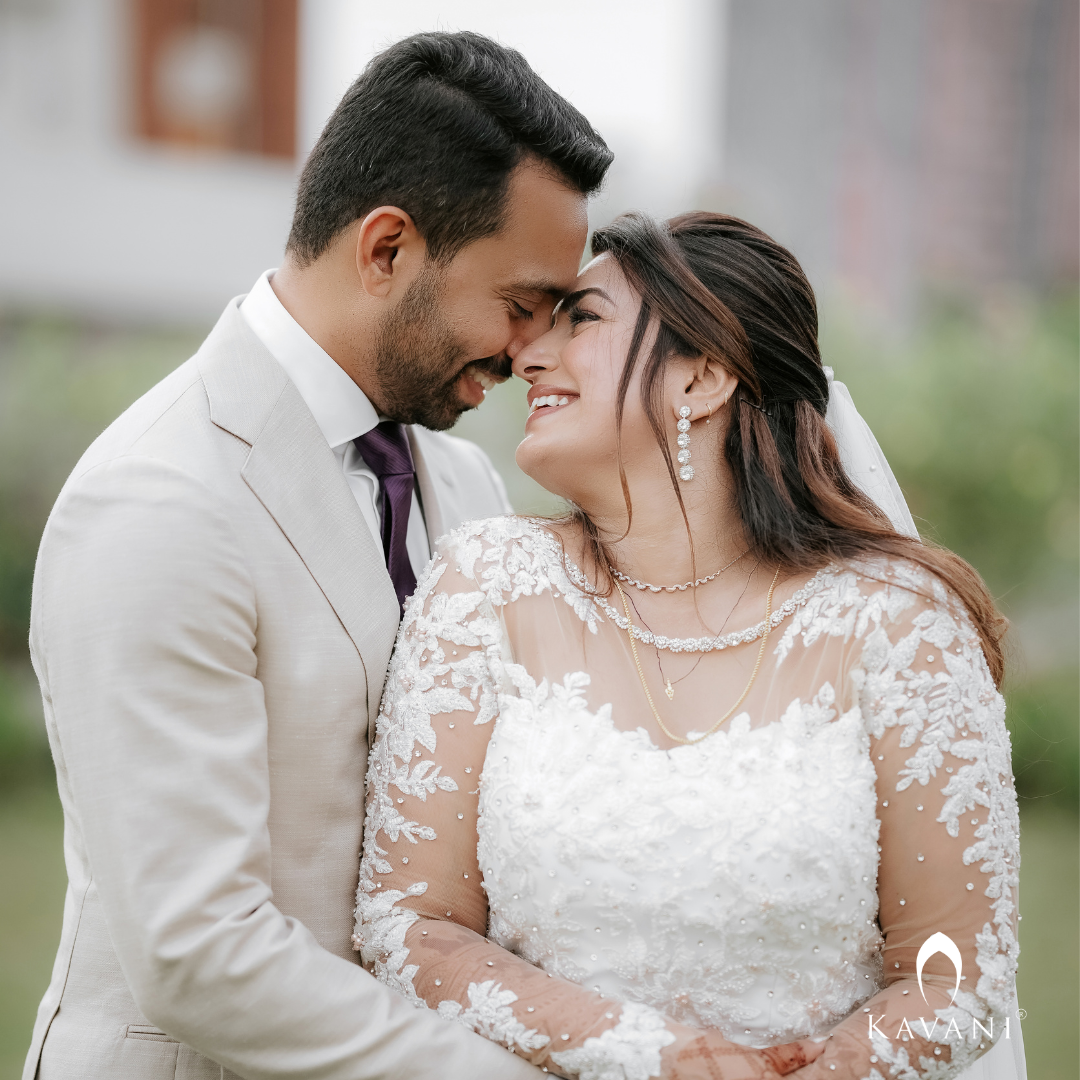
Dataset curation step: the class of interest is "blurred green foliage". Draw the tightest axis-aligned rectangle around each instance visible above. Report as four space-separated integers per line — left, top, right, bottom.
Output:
821 291 1079 811
0 316 203 655
823 293 1078 607
0 664 51 788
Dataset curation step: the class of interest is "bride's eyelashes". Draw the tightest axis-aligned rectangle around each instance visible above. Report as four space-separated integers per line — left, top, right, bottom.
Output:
566 305 601 329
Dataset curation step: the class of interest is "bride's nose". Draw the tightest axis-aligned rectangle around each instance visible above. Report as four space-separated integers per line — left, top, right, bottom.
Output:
512 327 561 382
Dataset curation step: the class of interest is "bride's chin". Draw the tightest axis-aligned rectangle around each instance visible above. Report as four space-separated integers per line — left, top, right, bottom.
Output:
515 443 574 500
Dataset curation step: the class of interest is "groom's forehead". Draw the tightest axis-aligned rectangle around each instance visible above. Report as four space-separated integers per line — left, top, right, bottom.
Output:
483 163 589 281
447 239 579 299
504 277 572 300
444 198 587 298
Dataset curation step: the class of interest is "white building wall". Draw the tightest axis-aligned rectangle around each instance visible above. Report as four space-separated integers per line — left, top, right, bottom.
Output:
0 0 726 323
0 0 298 322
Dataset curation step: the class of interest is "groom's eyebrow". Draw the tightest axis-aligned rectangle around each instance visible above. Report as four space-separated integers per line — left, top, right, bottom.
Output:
507 279 570 300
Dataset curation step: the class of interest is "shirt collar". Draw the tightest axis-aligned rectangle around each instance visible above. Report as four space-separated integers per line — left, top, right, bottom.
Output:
239 269 380 449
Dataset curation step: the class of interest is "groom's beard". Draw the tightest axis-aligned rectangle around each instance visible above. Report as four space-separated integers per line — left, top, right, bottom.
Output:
372 264 478 432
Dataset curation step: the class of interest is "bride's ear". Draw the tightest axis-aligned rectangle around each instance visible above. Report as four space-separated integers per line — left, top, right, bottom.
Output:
672 355 738 421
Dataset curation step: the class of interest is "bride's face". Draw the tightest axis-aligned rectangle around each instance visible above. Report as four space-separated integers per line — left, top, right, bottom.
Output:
512 253 663 505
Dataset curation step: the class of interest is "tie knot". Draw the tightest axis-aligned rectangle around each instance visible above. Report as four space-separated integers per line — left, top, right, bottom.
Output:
354 421 415 479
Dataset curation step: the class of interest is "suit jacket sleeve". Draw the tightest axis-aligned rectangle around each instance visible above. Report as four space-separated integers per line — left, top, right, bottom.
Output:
31 454 541 1080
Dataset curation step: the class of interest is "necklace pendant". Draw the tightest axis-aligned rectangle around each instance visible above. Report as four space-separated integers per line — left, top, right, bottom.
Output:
665 680 675 700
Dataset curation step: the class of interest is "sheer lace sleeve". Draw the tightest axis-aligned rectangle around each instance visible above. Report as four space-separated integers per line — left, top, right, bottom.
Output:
355 519 822 1080
794 566 1020 1078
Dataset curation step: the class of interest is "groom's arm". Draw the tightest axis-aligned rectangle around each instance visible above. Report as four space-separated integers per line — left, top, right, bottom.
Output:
32 454 541 1080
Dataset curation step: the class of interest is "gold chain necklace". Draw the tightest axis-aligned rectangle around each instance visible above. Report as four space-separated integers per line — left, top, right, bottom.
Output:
626 561 758 699
615 567 780 746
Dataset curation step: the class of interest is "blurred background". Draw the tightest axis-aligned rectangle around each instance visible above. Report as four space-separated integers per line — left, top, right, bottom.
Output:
0 1 1076 1076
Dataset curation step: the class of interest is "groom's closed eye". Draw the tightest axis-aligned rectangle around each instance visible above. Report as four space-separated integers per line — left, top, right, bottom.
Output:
504 280 572 326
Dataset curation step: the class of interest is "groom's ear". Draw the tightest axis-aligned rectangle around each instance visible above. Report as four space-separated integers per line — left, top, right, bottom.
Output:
354 206 426 297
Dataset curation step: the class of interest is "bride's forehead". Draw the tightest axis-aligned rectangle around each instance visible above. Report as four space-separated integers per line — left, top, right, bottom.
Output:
575 252 618 288
571 253 642 318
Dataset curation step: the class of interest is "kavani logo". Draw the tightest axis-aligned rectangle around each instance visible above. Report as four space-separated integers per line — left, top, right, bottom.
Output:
867 932 1012 1046
916 932 962 1006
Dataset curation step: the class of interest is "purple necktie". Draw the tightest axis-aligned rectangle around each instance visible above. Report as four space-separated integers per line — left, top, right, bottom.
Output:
354 422 417 615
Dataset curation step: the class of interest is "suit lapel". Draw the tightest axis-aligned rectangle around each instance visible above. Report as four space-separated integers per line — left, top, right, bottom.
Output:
200 302 400 729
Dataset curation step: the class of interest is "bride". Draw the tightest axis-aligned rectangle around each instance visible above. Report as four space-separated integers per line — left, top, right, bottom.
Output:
353 212 1025 1079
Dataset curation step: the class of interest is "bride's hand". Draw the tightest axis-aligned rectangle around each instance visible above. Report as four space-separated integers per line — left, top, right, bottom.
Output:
661 1025 826 1079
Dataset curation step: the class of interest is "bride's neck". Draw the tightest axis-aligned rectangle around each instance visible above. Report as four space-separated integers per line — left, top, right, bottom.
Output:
575 466 749 588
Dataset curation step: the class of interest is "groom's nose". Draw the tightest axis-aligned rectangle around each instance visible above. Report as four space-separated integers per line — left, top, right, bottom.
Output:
505 300 559 360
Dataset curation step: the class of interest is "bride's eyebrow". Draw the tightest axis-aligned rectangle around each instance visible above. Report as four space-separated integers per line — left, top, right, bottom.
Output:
552 287 614 320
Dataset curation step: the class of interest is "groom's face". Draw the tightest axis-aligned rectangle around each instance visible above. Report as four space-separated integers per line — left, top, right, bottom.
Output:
372 161 588 430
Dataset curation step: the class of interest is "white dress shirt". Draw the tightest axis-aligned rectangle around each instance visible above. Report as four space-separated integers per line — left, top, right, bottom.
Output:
240 270 431 579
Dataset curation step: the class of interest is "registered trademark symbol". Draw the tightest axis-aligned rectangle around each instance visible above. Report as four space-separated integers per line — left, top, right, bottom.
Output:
1016 1008 1028 1020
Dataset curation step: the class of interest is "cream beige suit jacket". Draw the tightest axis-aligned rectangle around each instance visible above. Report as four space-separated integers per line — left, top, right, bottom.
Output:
24 300 542 1080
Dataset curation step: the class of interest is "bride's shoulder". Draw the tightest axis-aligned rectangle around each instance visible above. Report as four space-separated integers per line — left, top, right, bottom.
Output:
822 551 975 630
425 514 567 598
435 513 560 560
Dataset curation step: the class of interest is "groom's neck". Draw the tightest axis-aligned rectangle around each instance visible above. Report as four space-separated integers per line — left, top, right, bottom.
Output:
272 243 377 396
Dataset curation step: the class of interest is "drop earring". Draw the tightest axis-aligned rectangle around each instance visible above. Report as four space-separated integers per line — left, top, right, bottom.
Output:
677 406 693 481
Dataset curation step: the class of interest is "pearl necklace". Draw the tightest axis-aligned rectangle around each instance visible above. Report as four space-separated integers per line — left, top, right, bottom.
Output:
611 548 749 593
528 521 830 655
562 556 831 654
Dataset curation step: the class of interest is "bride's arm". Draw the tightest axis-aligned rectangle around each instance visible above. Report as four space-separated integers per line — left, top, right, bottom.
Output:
792 580 1020 1078
355 527 820 1080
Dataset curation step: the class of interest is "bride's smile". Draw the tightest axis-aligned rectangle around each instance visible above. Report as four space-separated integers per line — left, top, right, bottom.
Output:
525 384 579 419
514 259 631 482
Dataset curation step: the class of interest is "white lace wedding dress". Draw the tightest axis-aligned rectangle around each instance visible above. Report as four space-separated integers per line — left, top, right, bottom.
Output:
354 516 1025 1079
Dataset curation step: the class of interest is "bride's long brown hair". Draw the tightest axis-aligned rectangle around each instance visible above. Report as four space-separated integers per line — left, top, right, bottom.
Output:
572 211 1006 686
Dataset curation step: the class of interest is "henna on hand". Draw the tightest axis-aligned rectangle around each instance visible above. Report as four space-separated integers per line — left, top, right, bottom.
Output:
673 1034 778 1079
669 1032 825 1080
672 1035 726 1079
760 1041 814 1075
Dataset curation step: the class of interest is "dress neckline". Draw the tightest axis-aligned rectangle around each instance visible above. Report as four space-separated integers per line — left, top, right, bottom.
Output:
525 518 834 655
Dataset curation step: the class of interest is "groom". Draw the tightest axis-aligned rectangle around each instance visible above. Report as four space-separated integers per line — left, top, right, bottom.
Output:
24 32 610 1080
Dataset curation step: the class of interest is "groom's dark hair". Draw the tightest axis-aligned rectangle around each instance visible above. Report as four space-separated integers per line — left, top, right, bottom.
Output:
287 31 612 265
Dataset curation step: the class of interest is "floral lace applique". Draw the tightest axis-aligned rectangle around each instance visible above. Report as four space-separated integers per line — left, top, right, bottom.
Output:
549 1003 676 1080
437 980 550 1054
774 557 1020 1051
